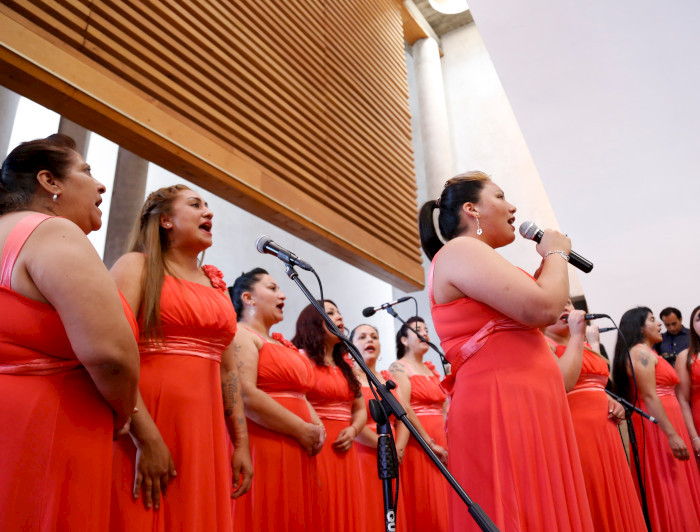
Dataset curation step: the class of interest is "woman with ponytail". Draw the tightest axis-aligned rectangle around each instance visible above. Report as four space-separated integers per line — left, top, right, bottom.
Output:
420 171 593 531
109 185 252 531
676 305 700 467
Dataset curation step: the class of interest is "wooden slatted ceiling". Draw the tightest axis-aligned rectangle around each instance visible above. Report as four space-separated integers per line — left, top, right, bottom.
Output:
0 0 424 289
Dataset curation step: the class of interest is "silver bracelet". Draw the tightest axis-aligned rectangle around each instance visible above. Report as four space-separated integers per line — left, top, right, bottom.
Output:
692 436 700 442
544 250 570 262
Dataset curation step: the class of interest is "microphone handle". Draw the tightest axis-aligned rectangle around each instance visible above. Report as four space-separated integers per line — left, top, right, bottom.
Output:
568 250 594 274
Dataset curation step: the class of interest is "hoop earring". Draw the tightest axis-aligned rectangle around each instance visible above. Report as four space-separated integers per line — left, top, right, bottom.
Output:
52 193 58 203
475 214 483 236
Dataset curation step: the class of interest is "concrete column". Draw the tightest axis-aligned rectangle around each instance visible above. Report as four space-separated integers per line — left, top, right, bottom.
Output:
412 37 455 201
58 117 91 157
0 86 20 157
103 148 149 268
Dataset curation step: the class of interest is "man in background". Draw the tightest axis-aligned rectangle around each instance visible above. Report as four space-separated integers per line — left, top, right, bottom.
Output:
653 307 690 366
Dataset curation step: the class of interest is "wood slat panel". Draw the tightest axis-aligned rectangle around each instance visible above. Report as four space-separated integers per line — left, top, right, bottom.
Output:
0 0 424 287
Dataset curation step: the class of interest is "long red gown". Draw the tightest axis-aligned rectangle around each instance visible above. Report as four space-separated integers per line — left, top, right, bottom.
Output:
691 355 700 449
551 341 646 531
0 213 138 531
307 363 368 532
232 332 318 530
110 268 236 532
356 370 407 531
629 352 700 531
429 262 594 532
395 359 450 532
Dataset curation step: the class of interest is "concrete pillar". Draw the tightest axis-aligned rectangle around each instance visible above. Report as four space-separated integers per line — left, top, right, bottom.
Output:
58 117 91 157
0 86 20 157
103 148 149 268
412 38 455 201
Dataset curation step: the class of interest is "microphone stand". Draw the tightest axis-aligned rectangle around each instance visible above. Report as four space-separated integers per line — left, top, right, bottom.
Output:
385 306 450 375
283 263 499 532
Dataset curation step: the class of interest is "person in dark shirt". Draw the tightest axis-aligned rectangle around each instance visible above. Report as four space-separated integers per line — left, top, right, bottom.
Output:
653 307 690 366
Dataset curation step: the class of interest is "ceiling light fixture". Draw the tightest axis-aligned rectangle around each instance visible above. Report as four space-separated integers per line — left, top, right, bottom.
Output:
428 0 469 15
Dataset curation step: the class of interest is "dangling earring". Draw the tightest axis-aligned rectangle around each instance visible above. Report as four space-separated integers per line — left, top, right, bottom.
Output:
52 193 58 203
475 213 483 235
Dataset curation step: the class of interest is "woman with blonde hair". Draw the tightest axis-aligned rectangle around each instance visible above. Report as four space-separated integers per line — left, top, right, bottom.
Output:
109 184 252 531
419 171 593 531
0 134 140 531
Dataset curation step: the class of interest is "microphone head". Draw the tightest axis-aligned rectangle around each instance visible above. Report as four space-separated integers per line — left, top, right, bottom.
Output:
362 306 376 318
519 221 539 241
255 235 272 254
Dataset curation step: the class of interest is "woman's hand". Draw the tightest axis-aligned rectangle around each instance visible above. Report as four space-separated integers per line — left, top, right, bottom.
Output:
132 434 177 510
566 310 586 337
536 229 571 258
429 439 448 465
332 425 358 452
667 433 690 461
230 444 253 499
396 446 406 465
606 397 626 425
692 437 700 460
297 422 325 456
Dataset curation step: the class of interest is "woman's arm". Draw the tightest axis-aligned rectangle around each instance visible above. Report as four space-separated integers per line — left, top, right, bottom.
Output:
553 311 586 392
235 329 324 456
220 340 253 498
333 395 367 452
434 233 571 327
28 219 139 426
675 350 700 457
631 346 689 460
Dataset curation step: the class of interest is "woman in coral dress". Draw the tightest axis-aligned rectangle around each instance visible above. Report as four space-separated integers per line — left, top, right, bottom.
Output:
389 317 450 532
545 303 647 532
612 307 700 531
293 300 368 532
110 185 252 532
229 267 324 530
675 304 700 467
0 135 140 531
419 171 594 531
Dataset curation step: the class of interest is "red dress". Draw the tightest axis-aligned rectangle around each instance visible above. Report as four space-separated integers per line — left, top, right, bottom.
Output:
552 342 646 531
307 363 368 532
232 332 318 530
629 353 700 531
0 213 138 531
356 371 407 531
396 360 450 532
429 261 593 532
110 268 236 532
690 355 700 445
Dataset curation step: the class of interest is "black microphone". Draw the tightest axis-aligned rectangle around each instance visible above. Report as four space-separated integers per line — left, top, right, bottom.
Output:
255 235 314 271
519 221 594 273
598 327 616 333
564 313 608 322
362 297 411 317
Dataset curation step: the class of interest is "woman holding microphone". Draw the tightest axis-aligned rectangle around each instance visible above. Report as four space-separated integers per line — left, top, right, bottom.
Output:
419 171 593 531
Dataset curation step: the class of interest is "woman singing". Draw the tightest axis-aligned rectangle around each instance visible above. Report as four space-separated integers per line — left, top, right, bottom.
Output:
418 171 593 531
0 135 140 531
229 268 324 530
293 300 368 532
612 307 700 530
675 305 700 467
109 185 252 531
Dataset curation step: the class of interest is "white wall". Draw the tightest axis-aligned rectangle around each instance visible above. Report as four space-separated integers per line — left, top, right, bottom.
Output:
461 0 700 352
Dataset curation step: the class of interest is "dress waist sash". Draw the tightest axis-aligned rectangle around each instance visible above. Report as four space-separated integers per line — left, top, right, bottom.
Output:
313 401 352 422
0 357 81 376
656 385 676 397
568 374 607 396
412 404 443 416
140 335 226 363
266 391 306 400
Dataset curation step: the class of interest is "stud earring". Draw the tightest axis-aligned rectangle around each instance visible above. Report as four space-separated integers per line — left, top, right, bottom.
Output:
475 213 483 236
52 193 58 202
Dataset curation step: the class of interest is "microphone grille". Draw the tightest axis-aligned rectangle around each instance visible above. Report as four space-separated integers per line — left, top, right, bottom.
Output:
518 221 539 240
255 235 272 254
362 307 376 318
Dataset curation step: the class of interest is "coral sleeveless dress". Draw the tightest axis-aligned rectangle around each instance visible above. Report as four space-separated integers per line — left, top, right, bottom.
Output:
628 352 700 531
551 342 646 531
396 360 449 532
307 363 368 532
429 260 593 532
0 213 138 531
356 371 407 531
691 355 700 452
110 267 236 532
232 331 318 531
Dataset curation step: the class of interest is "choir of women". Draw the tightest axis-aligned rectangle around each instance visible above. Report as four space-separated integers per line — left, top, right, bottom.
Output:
5 137 700 531
612 307 700 531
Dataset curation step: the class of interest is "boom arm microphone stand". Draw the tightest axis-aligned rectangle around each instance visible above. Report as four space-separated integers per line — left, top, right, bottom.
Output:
282 263 499 532
384 306 450 374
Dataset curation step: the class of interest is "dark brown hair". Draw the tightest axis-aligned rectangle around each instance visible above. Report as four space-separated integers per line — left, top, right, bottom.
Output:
292 300 360 397
0 134 77 214
687 305 700 372
612 307 653 402
395 316 425 359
